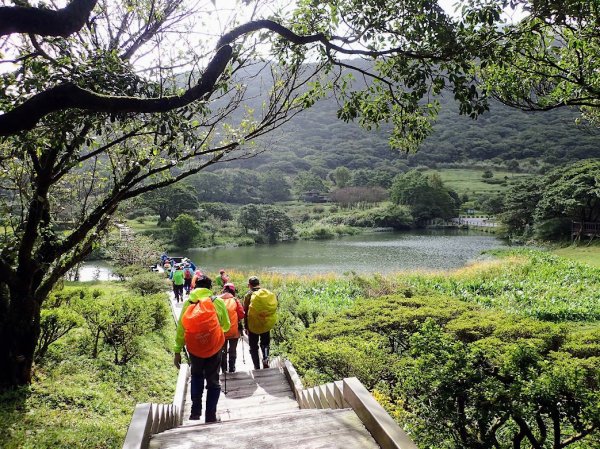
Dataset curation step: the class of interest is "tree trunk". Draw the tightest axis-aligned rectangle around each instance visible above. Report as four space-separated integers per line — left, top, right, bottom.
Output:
0 282 42 390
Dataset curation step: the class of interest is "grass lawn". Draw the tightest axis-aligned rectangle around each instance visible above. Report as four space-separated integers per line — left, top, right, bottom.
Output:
551 245 600 267
426 168 531 196
124 216 163 233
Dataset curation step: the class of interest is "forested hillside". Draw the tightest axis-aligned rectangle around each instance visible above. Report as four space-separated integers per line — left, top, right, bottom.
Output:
222 76 599 174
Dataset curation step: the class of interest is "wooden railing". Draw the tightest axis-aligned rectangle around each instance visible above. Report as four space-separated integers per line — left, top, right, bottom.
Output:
121 363 188 449
572 221 600 236
280 359 418 449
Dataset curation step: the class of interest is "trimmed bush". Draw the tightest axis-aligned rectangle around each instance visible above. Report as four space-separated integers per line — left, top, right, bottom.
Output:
288 294 600 449
127 272 168 296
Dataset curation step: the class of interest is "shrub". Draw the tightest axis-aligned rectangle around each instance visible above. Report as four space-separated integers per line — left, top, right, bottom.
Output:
101 295 155 365
46 288 87 308
172 213 201 248
144 293 170 331
199 202 233 220
127 272 168 296
288 294 600 449
534 217 571 240
75 289 167 363
35 307 84 362
111 265 140 281
298 225 336 240
104 234 161 270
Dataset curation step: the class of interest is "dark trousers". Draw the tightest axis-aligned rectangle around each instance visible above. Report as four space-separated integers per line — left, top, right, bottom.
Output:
189 351 221 415
184 278 192 294
248 331 270 369
173 283 184 302
220 338 239 373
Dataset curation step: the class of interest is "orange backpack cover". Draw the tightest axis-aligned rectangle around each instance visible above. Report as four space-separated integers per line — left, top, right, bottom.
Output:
182 297 224 358
221 294 240 339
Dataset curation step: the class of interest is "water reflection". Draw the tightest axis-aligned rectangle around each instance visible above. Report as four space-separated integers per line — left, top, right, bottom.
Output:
70 260 119 282
187 230 506 275
77 230 507 280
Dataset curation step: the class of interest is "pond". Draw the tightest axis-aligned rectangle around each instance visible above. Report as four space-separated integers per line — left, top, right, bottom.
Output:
70 260 120 282
187 229 507 276
78 230 507 281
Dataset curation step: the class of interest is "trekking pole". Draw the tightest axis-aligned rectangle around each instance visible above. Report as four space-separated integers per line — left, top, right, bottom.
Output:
240 335 245 364
224 367 227 395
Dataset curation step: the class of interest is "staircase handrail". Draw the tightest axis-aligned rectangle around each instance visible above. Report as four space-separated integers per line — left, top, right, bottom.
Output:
122 292 188 449
121 363 189 449
279 358 417 449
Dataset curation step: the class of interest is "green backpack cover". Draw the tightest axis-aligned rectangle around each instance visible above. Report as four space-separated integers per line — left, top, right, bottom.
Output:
247 288 277 334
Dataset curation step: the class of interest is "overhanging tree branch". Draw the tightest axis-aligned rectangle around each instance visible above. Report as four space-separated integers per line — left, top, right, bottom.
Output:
0 17 460 138
0 44 233 136
218 19 451 61
0 0 97 37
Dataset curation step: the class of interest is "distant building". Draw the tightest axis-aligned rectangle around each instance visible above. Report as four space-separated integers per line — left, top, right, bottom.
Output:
302 190 329 203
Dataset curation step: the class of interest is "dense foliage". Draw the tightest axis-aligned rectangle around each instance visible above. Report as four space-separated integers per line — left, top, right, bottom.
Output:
238 204 295 243
390 170 459 225
289 294 599 449
500 160 600 240
271 251 600 449
0 282 174 449
138 184 198 225
479 0 600 127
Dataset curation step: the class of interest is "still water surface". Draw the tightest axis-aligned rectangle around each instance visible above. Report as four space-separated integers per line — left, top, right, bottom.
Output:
187 230 506 276
80 230 505 281
79 230 506 281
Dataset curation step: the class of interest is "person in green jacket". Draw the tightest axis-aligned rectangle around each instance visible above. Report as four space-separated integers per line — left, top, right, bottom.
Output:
173 275 230 422
215 269 229 288
171 264 185 303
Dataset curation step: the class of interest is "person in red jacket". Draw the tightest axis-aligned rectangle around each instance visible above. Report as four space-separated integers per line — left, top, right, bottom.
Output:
218 283 245 373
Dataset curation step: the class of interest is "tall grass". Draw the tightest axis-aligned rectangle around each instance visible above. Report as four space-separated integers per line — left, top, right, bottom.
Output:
402 249 600 321
231 249 600 331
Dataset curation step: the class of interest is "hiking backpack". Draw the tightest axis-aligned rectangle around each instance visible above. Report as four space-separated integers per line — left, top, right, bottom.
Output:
181 296 224 358
221 295 241 339
247 288 277 334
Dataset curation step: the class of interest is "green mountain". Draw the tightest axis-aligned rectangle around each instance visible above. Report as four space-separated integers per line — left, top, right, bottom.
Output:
222 80 598 175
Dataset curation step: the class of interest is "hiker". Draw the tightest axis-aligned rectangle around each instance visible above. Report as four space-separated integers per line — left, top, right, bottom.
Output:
163 260 171 276
183 257 197 271
215 269 230 288
243 276 277 370
174 275 230 423
219 283 245 373
171 264 185 303
183 263 194 295
191 268 203 290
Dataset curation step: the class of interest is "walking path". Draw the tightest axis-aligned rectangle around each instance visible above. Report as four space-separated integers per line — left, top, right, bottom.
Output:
130 290 415 449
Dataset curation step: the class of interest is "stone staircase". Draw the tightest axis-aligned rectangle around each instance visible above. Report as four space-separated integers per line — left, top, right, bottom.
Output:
149 366 382 449
121 293 418 449
151 408 380 449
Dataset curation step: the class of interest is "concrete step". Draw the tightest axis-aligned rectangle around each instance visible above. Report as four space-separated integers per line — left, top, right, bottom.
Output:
150 408 379 449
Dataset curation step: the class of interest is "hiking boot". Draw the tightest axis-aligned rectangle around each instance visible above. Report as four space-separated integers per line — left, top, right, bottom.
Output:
189 413 201 420
205 412 221 423
262 358 269 369
250 351 261 370
205 386 221 424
